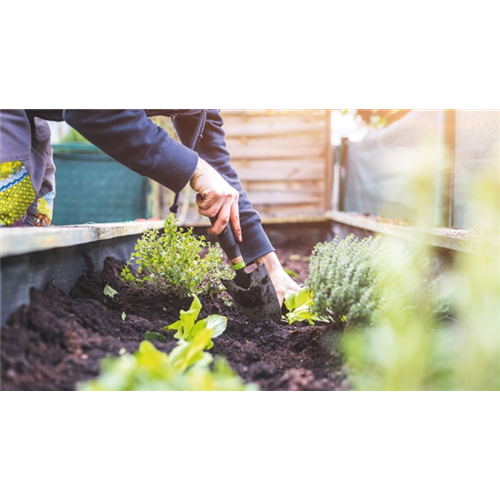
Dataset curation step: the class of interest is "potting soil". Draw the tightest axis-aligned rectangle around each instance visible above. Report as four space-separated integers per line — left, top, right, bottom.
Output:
1 244 349 391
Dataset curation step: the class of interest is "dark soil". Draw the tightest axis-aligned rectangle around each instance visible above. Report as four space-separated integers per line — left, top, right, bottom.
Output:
1 243 349 391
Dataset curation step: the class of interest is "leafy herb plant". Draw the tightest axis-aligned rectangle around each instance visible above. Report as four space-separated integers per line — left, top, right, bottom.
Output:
307 235 447 330
121 214 234 300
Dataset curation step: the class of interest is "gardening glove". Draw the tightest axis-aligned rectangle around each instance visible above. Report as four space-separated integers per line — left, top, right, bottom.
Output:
254 252 301 307
190 158 242 242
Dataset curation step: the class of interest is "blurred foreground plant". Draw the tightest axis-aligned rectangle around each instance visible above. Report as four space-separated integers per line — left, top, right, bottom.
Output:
342 241 452 390
342 180 500 391
444 180 500 390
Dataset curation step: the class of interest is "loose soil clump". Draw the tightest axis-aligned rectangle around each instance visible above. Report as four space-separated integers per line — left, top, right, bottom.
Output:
1 244 349 391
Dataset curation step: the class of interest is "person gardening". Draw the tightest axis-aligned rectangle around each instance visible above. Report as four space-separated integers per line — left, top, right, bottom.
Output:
0 109 299 305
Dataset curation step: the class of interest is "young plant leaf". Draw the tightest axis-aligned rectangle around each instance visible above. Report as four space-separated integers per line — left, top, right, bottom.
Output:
169 329 214 372
104 284 118 298
165 295 202 341
285 287 321 326
135 341 174 380
284 268 300 279
78 299 252 391
144 332 167 342
191 315 228 350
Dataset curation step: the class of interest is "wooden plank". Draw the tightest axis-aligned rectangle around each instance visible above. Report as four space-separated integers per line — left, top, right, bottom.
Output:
243 180 324 192
234 160 325 181
254 204 325 217
248 191 322 205
0 220 166 258
223 115 328 129
222 118 327 138
327 210 500 255
226 134 325 149
229 145 325 160
221 109 328 116
324 113 334 211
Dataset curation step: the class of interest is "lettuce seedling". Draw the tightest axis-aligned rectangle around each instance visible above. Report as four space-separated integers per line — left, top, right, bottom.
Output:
284 286 322 325
104 284 118 298
78 299 255 391
165 295 227 350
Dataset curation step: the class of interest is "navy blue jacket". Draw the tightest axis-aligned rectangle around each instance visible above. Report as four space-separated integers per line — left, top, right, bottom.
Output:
23 109 274 263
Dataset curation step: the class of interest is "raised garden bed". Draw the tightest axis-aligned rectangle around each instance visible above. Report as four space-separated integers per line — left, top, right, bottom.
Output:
1 240 349 391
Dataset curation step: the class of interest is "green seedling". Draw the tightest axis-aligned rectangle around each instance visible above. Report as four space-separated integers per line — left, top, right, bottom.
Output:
284 287 322 326
104 284 118 298
165 295 227 350
78 299 256 391
121 312 127 321
144 332 166 342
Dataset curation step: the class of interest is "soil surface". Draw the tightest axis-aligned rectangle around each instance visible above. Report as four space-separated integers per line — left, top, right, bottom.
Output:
1 243 349 391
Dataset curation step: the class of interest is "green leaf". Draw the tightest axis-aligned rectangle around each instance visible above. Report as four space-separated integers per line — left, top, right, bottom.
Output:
285 287 321 326
169 328 214 373
135 341 174 379
294 287 315 309
284 289 297 312
121 312 127 321
205 315 227 339
104 284 118 298
96 340 174 389
166 295 202 341
285 268 300 279
190 314 228 350
144 332 167 342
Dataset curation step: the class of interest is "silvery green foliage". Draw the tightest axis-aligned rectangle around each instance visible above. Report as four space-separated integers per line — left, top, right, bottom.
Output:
307 235 448 330
307 235 385 328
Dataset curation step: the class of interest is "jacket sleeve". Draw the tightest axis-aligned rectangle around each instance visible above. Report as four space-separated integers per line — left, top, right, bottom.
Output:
62 109 199 194
173 109 275 263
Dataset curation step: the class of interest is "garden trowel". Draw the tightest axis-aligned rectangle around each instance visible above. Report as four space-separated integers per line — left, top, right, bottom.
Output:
212 219 282 324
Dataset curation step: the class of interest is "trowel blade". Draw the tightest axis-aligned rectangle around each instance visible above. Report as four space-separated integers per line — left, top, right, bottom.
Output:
222 264 282 324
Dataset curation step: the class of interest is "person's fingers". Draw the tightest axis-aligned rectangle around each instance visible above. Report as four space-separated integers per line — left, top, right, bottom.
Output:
190 160 241 237
207 199 231 236
197 194 223 219
197 190 240 238
229 198 242 242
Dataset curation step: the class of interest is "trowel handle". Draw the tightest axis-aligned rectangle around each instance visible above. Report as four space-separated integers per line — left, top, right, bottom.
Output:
210 217 246 271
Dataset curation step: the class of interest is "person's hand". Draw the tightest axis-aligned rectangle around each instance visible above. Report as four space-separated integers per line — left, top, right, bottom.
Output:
254 251 300 307
189 158 242 241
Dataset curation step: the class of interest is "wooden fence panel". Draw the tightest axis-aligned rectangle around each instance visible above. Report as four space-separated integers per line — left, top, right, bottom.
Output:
222 109 332 220
162 110 332 223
